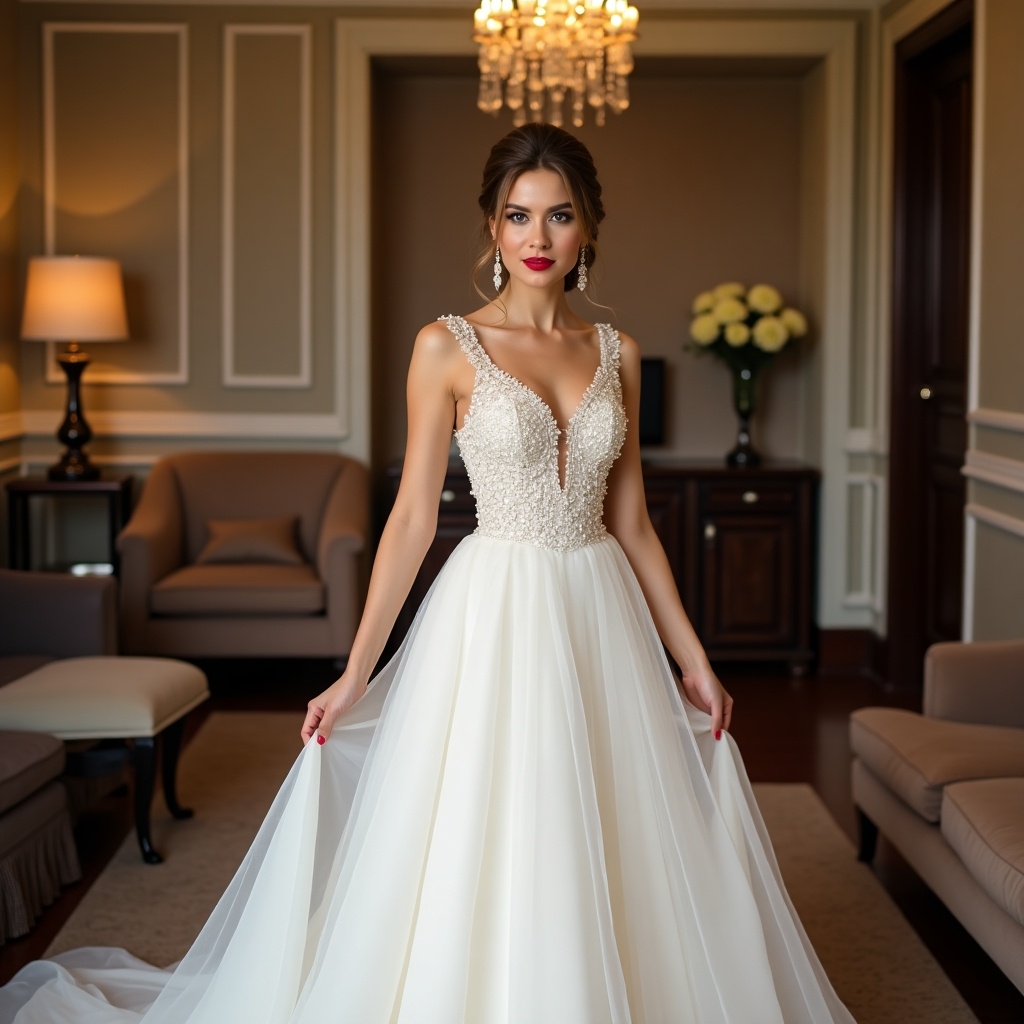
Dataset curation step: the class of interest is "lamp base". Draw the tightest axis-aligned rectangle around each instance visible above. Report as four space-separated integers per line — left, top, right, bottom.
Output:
47 451 100 482
50 344 100 481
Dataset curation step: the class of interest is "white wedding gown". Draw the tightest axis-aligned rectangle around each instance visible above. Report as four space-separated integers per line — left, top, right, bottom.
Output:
0 316 855 1024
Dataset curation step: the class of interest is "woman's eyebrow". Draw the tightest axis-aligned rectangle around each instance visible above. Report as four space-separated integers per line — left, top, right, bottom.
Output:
505 201 574 213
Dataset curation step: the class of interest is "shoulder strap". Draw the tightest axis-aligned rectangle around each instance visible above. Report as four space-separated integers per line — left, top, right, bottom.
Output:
440 314 489 372
598 323 621 375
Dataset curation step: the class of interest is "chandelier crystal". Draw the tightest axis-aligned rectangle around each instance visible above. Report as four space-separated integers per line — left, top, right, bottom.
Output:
473 0 639 128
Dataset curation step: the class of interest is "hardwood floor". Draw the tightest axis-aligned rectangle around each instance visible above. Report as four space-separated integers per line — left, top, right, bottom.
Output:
2 661 1023 1022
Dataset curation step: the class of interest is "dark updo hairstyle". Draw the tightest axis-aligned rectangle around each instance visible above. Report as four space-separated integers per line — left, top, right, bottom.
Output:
474 123 605 299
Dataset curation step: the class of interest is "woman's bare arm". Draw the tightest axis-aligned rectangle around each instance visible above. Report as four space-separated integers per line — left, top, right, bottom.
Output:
604 333 733 737
302 322 464 744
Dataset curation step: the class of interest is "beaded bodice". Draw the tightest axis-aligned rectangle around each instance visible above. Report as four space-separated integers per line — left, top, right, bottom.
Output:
444 314 627 552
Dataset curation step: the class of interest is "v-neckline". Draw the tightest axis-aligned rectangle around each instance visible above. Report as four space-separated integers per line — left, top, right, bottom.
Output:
459 316 605 435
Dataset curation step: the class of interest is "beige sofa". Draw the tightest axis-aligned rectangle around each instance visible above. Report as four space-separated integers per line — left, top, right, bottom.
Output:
851 639 1024 994
118 452 369 659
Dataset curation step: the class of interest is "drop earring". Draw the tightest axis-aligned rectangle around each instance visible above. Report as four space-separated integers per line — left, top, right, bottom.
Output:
493 247 503 293
577 246 588 292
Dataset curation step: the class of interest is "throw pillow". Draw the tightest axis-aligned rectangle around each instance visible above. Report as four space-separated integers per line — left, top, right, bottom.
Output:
195 516 304 565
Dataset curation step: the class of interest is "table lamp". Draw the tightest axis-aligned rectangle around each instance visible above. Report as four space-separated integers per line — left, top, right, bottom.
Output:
21 256 129 481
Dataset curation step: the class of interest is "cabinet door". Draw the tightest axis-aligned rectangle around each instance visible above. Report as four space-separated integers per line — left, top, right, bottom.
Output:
701 513 797 649
645 482 685 588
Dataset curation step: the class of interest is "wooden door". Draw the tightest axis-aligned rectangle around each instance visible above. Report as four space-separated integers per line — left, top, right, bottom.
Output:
887 0 973 689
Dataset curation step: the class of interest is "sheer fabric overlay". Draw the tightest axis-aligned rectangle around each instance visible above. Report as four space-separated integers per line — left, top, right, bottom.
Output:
1 317 854 1023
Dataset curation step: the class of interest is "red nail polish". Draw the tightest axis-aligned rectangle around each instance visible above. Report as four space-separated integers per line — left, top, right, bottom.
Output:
715 729 722 741
317 734 325 745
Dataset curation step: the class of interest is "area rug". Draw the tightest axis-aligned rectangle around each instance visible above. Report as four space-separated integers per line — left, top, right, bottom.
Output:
47 711 977 1023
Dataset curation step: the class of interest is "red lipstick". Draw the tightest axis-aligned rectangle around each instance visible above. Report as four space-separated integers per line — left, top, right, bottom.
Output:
523 257 556 271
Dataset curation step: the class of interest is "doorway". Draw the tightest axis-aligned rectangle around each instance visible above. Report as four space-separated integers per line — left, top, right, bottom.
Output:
886 0 973 690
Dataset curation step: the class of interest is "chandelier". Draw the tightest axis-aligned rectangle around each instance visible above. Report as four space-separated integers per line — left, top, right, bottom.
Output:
473 0 640 128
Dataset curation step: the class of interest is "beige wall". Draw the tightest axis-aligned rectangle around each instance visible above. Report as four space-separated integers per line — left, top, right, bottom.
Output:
2 6 861 629
964 0 1024 640
372 65 808 468
3 0 1019 642
15 5 340 431
973 0 1024 427
0 0 21 560
0 0 20 421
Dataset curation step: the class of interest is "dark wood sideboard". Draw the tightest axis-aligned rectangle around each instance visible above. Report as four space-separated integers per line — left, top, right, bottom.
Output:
385 460 819 672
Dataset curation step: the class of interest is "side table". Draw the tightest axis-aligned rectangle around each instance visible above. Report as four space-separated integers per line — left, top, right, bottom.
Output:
6 474 133 576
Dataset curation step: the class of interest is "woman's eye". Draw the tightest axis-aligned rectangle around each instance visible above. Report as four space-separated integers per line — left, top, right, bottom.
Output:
506 212 527 223
551 211 574 223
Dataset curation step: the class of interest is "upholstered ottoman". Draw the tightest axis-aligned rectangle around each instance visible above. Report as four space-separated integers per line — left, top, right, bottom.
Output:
0 657 209 864
0 731 80 940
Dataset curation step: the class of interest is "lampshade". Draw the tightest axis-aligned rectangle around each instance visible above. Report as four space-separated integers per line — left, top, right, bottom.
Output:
21 256 129 342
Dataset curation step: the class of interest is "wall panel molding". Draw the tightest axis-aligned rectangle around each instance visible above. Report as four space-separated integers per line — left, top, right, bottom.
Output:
222 24 312 389
43 22 189 385
963 500 1024 642
844 427 886 455
23 454 160 470
21 408 345 440
963 449 1024 495
966 501 1024 541
968 406 1024 434
843 472 886 615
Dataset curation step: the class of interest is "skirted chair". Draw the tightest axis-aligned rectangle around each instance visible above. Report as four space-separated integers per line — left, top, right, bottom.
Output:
118 452 369 659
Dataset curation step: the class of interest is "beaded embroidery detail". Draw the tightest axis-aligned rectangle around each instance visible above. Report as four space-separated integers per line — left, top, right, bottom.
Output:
442 314 626 552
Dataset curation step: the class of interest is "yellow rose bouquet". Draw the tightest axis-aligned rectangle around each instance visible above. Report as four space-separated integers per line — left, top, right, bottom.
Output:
688 282 809 465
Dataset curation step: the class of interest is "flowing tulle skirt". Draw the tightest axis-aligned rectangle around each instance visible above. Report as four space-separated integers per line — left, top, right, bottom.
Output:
1 534 854 1023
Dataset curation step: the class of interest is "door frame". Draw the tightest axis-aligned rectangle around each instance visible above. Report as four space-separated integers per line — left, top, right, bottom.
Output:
878 0 986 657
885 0 973 688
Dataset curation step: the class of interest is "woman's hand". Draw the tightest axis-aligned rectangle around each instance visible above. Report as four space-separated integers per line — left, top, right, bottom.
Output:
678 665 734 741
301 673 367 745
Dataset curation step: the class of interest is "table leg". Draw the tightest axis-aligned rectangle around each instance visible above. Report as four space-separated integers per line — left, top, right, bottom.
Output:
110 483 132 576
8 494 30 570
161 719 194 820
856 806 879 863
133 737 163 864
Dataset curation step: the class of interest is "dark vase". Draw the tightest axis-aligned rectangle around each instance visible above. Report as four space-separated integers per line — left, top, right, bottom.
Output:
726 364 762 467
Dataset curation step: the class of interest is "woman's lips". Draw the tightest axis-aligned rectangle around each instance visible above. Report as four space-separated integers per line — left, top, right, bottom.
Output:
523 257 556 271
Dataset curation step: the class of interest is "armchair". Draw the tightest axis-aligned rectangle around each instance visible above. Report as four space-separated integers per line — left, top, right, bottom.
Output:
0 569 115 939
118 452 369 658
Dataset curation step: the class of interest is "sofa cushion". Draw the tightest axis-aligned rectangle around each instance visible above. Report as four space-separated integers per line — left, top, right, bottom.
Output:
0 731 65 815
942 778 1024 927
0 656 54 689
849 708 1024 822
151 564 325 616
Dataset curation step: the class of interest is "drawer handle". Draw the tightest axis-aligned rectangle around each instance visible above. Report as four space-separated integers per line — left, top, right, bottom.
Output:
440 489 456 503
742 490 759 504
704 522 717 541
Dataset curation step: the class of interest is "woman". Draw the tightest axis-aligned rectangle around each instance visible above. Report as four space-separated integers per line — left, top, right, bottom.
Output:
1 124 854 1023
